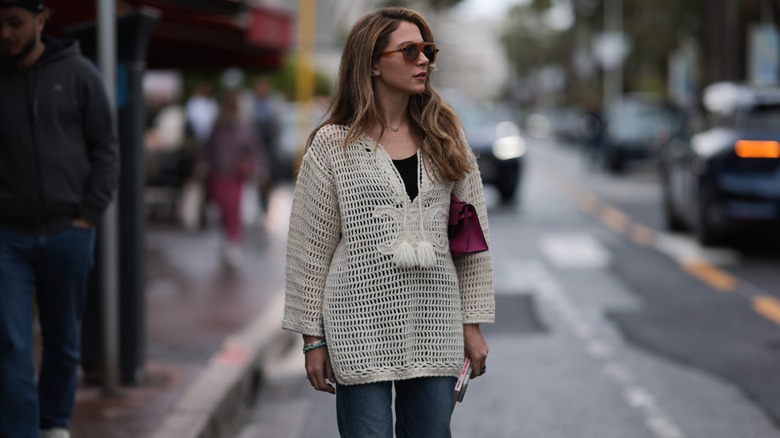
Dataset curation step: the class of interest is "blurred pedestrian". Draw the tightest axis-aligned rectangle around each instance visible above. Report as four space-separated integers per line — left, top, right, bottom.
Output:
144 89 186 191
580 95 606 169
185 80 219 145
197 90 267 267
252 76 282 188
0 1 119 437
282 7 494 437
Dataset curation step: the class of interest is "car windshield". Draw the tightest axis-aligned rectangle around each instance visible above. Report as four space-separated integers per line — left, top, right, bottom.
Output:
745 105 780 132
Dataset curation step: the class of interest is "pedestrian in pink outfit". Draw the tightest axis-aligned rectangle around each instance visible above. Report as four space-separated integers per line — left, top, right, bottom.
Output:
198 90 267 266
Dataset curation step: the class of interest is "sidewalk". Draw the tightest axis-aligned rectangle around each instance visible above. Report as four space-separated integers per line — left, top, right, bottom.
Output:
69 187 293 438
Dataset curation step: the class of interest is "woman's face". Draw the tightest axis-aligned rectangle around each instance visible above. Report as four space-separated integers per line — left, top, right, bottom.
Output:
373 20 430 97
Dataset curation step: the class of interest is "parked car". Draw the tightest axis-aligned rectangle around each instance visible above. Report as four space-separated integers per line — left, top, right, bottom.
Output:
546 106 585 144
603 93 685 172
452 98 526 204
659 82 780 246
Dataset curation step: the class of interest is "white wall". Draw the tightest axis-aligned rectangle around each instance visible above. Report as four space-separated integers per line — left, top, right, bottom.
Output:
435 11 510 101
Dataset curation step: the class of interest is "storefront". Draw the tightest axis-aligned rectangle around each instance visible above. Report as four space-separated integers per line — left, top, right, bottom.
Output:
44 0 291 70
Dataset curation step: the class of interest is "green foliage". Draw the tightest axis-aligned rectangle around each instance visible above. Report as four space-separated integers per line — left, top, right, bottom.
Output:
267 61 297 99
621 0 698 84
501 2 568 77
179 59 333 103
263 57 333 101
502 0 700 102
577 0 699 89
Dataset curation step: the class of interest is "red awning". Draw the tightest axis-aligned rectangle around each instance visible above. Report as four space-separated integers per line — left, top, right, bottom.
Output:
43 0 291 71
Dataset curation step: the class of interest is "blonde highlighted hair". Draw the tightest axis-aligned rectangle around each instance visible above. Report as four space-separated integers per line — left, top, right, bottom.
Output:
307 6 473 181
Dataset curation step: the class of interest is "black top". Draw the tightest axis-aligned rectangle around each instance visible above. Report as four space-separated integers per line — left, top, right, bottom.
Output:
392 153 419 201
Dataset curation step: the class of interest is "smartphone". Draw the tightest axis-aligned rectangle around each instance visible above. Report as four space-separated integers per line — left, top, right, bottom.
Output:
452 357 473 411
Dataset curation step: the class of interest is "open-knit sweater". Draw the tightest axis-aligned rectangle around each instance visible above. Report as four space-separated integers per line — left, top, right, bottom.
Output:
283 124 495 386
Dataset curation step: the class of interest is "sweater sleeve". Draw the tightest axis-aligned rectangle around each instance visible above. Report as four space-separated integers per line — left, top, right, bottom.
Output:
452 151 495 324
282 137 341 337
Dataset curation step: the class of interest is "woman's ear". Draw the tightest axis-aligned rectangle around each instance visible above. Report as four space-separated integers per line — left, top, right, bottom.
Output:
371 67 380 77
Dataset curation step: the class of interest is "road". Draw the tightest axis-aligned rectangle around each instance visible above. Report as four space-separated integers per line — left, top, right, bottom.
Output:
237 136 780 438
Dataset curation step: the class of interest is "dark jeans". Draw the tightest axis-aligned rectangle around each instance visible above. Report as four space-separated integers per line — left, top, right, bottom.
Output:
0 224 95 437
336 376 457 438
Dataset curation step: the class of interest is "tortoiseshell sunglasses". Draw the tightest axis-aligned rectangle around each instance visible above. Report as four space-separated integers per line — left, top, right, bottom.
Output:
381 42 438 64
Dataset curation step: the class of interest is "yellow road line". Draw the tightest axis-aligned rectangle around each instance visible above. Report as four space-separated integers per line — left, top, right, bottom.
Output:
680 260 737 292
537 162 780 327
629 224 655 247
753 296 780 326
600 206 630 232
578 192 601 214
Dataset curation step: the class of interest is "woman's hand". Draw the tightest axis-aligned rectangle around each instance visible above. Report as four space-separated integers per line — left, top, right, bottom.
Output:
303 336 335 394
463 324 489 379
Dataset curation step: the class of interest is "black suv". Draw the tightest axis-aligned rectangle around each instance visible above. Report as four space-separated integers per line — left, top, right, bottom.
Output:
659 82 780 245
604 93 684 172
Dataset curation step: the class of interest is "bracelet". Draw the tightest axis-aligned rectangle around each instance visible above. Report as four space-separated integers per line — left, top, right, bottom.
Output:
303 339 324 348
302 339 327 353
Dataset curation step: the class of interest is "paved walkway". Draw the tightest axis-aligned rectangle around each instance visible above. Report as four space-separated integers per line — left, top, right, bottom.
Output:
68 187 292 438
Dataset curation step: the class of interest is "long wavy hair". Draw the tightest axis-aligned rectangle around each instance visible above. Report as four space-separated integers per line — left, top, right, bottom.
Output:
306 7 474 181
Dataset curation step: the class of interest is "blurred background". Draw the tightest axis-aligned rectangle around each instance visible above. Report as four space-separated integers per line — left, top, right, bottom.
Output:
33 1 780 437
96 0 780 234
40 0 780 235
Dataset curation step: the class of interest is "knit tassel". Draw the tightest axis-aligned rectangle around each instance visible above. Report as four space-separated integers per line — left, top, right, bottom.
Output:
393 241 417 268
416 241 436 268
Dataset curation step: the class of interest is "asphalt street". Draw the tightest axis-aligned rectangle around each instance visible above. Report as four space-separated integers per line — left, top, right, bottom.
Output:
237 135 780 438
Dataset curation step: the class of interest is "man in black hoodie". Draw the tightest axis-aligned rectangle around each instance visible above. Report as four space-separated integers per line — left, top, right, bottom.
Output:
0 1 119 437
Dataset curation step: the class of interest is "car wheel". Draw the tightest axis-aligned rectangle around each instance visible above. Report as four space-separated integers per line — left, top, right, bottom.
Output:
695 184 725 246
499 185 517 204
606 147 625 173
497 170 519 205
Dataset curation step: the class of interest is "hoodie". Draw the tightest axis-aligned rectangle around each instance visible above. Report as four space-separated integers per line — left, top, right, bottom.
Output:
0 36 119 233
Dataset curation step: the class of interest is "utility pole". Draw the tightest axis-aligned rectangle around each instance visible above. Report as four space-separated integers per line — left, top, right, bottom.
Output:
296 0 317 155
724 0 740 81
97 0 119 395
603 0 623 105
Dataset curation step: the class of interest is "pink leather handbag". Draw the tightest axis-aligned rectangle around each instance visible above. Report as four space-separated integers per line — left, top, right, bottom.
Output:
448 195 489 256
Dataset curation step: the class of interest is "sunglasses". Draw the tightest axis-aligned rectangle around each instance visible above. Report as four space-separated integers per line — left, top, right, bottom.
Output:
381 42 439 64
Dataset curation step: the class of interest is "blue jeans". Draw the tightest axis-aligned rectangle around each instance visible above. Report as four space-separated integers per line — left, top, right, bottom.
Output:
0 225 95 437
336 376 456 438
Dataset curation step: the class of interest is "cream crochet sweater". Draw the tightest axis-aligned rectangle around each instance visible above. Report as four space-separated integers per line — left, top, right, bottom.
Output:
283 124 495 386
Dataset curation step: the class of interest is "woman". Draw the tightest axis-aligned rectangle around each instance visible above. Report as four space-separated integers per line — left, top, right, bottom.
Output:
283 7 494 437
198 90 267 267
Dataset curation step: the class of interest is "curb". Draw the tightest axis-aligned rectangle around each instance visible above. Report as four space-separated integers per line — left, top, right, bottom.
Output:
151 292 289 438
